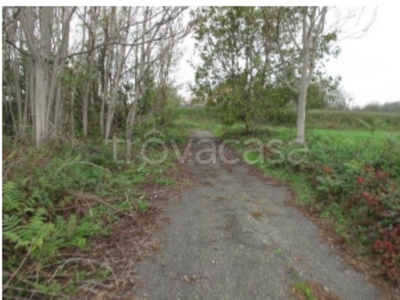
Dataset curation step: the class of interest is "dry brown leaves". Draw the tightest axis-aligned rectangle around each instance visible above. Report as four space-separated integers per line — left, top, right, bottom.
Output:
74 206 167 299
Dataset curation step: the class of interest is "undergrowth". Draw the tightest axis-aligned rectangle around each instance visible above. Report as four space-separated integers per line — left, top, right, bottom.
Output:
2 126 180 298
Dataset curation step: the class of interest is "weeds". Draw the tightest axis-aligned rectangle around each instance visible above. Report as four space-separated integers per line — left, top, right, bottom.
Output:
155 178 175 186
292 282 316 300
2 131 179 298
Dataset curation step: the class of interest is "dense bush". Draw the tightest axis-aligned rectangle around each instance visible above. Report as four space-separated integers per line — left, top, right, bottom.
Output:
263 108 296 128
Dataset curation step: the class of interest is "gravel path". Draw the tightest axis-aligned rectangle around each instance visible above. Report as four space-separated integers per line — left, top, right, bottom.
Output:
135 130 380 300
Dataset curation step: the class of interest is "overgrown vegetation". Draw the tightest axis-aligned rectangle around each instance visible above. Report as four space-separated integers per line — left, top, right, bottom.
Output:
2 119 182 297
2 7 190 296
2 5 396 297
214 119 400 284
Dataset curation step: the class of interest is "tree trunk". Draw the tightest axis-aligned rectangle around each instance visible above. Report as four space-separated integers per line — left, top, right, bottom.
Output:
34 61 47 146
82 45 96 136
100 7 114 137
54 8 72 131
35 7 53 145
11 50 23 133
296 81 307 140
100 47 111 136
296 8 314 141
126 7 148 141
22 60 30 136
81 8 89 136
105 44 125 142
47 9 62 128
70 79 76 137
54 77 63 131
82 82 90 135
104 7 131 143
29 58 35 137
297 40 310 141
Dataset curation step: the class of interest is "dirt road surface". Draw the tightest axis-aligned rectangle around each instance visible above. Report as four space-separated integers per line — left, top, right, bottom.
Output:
135 130 379 300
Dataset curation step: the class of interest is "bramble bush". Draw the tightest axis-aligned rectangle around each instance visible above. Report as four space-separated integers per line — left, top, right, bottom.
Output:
286 134 400 283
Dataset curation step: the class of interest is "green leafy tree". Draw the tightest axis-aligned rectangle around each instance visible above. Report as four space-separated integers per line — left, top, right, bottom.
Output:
193 7 293 132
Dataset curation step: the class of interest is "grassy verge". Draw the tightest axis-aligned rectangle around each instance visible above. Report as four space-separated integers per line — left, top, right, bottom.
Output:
219 124 400 284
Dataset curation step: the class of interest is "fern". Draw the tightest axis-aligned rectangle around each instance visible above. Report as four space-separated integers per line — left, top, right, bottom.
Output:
2 215 22 244
3 180 25 213
3 206 56 257
17 208 55 250
3 180 55 253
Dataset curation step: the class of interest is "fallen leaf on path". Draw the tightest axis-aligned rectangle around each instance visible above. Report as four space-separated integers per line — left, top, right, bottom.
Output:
293 256 303 261
183 275 197 284
250 211 262 218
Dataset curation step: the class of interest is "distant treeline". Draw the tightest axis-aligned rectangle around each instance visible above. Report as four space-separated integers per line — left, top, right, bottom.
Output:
307 109 400 131
352 101 400 113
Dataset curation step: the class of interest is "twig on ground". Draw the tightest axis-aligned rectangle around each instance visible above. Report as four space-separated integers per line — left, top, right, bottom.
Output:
3 240 34 292
4 286 67 298
54 158 111 176
72 191 136 219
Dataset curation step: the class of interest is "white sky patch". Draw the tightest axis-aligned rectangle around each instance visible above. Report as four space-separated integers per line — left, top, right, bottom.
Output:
326 7 400 106
174 18 199 102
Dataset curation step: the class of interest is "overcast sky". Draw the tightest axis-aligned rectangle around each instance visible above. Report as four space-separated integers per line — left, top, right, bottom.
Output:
326 7 400 107
174 7 400 107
